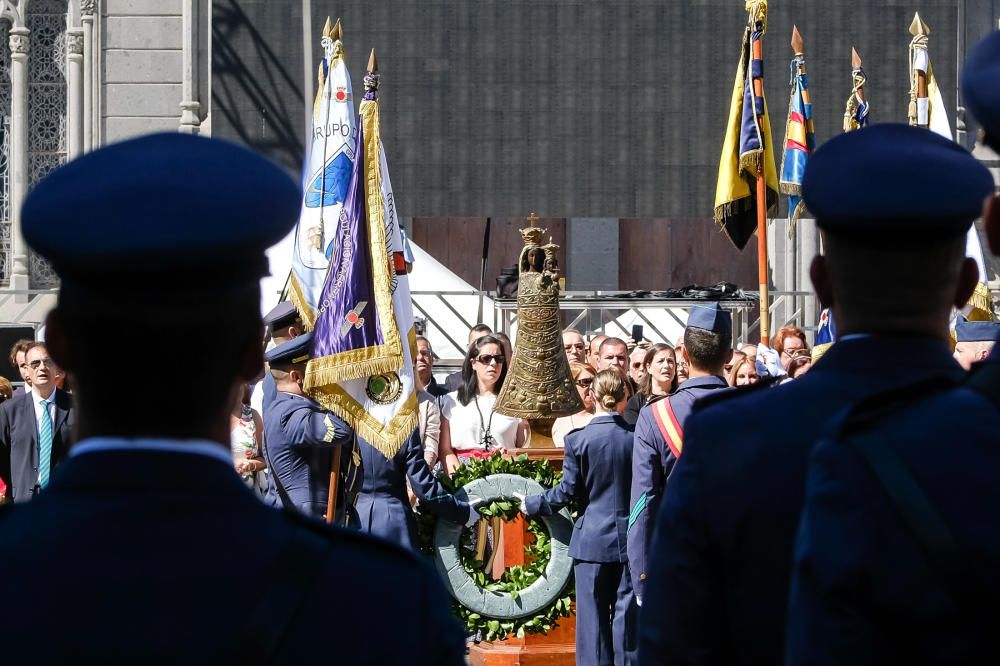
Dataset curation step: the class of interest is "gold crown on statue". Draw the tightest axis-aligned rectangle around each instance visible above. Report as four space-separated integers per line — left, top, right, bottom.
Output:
520 226 545 247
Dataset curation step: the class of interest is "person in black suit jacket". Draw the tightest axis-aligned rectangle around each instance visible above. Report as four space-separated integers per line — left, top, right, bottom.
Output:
521 368 637 666
0 133 465 665
637 124 995 666
0 342 74 503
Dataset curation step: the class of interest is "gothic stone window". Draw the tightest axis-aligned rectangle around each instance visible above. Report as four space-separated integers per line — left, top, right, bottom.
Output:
27 0 67 288
0 20 10 285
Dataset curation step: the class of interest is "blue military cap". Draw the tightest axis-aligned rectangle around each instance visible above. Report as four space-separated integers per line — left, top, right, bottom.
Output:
962 30 1000 149
264 301 300 328
802 124 994 248
22 133 301 289
955 315 1000 343
686 302 732 337
265 331 314 365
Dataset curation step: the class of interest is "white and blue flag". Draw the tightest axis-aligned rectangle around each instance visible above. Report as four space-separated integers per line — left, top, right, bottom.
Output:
289 18 357 329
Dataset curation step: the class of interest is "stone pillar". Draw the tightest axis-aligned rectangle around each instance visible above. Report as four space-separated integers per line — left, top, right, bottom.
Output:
179 0 201 133
81 0 96 151
67 29 84 159
8 27 29 293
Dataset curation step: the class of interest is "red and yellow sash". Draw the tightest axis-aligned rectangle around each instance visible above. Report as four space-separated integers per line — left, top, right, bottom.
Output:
651 397 684 459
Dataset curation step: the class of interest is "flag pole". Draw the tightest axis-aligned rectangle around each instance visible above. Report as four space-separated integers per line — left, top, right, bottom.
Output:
751 15 769 344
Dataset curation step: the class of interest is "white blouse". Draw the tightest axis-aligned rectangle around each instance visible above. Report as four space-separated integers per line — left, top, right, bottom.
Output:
441 391 521 452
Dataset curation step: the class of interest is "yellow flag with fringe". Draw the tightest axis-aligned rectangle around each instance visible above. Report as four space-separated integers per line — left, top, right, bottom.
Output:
714 0 779 251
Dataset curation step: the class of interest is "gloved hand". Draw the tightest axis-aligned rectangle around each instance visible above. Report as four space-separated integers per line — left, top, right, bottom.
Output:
513 492 527 515
755 343 787 379
636 596 643 608
465 498 485 528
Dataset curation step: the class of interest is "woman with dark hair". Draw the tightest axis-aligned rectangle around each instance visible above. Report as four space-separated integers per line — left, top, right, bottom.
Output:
440 335 528 472
623 343 677 425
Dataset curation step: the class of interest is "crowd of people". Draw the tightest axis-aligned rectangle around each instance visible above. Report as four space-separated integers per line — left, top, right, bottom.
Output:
0 28 999 666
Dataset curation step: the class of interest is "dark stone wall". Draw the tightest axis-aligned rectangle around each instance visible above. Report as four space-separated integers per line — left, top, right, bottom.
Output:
213 0 994 221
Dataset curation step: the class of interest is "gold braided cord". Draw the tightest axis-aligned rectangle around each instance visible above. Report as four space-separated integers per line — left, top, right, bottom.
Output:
908 33 928 126
745 0 768 33
843 67 867 132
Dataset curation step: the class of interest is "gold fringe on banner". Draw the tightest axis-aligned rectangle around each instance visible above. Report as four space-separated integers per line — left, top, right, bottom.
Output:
310 382 417 458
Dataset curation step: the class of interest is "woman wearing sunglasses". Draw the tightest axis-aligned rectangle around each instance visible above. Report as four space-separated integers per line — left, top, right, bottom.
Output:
551 361 597 448
439 335 528 472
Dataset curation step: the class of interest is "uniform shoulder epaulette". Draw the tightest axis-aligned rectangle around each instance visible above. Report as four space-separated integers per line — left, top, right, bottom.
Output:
689 375 781 414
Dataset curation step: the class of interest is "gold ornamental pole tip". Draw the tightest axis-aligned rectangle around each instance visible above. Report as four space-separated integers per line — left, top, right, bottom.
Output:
527 212 539 226
790 25 804 55
909 12 930 36
322 16 333 38
332 18 343 42
368 48 378 72
851 46 863 68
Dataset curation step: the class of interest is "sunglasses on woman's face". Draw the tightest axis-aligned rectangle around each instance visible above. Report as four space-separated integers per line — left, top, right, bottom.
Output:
575 377 594 388
475 354 505 366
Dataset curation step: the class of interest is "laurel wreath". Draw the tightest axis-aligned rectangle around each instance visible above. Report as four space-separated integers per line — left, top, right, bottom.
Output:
418 453 575 642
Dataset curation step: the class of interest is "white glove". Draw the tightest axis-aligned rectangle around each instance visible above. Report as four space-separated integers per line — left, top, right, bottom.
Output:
755 343 787 379
513 491 527 515
636 596 643 608
465 498 485 528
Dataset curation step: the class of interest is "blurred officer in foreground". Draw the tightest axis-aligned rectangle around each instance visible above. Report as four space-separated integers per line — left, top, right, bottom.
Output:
787 32 1000 665
638 123 994 666
0 133 465 665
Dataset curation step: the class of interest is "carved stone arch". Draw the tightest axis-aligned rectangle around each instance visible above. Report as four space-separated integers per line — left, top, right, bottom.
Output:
0 1 25 29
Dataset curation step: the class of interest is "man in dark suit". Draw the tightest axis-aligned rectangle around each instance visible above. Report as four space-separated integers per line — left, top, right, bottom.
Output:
787 32 1000 665
0 133 466 665
628 302 732 603
0 342 74 502
637 124 994 666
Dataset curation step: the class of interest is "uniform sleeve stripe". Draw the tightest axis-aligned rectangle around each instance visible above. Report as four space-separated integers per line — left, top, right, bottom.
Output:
627 493 648 532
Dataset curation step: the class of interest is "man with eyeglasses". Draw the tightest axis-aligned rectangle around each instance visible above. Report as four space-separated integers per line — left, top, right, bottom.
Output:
0 342 74 503
563 328 587 364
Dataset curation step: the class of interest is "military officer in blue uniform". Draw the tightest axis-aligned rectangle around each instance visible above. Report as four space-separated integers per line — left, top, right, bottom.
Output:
521 368 638 666
259 300 303 412
786 32 1000 665
953 315 1000 369
0 133 466 664
637 124 995 666
627 302 732 603
264 333 476 548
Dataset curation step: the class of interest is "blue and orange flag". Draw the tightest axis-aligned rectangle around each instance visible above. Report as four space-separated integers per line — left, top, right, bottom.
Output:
812 308 837 363
779 28 814 225
714 0 778 250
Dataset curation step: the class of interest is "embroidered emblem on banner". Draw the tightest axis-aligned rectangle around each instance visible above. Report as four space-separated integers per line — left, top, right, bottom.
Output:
366 373 402 405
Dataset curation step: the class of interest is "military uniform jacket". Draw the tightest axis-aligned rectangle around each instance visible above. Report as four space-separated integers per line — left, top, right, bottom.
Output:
0 446 466 665
263 391 351 518
628 375 729 599
348 428 467 550
524 413 633 563
637 336 965 666
786 354 1000 665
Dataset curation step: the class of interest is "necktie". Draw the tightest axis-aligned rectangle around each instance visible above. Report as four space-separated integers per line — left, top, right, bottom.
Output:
38 398 53 488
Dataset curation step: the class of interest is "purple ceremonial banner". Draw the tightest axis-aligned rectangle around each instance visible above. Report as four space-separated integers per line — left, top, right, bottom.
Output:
311 121 384 358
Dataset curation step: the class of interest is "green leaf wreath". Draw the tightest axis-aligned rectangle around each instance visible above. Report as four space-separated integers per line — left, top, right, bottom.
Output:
417 452 575 642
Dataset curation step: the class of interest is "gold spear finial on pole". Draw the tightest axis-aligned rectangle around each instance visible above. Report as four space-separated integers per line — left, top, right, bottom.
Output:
909 11 930 37
790 25 804 56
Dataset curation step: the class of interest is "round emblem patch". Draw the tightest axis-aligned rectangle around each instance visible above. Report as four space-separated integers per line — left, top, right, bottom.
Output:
366 372 402 405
